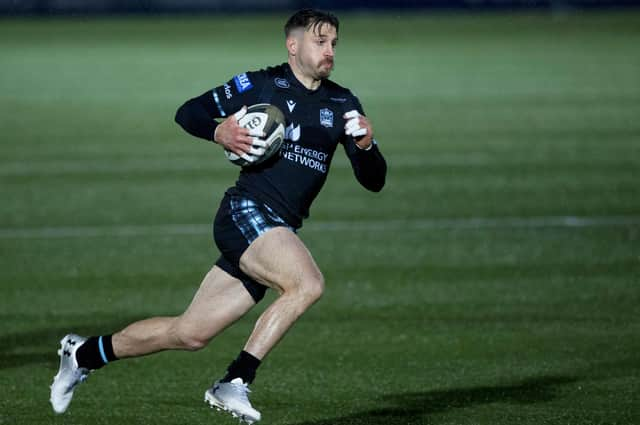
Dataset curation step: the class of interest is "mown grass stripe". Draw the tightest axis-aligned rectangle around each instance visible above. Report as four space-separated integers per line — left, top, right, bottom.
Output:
1 215 638 239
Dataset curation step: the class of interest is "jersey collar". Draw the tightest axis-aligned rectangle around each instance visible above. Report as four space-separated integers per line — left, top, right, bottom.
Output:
283 63 326 97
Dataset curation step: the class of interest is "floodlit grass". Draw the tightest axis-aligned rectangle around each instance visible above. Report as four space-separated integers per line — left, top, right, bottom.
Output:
1 11 639 425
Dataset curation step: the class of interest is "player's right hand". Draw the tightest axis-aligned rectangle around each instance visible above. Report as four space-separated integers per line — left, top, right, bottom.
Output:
214 106 267 163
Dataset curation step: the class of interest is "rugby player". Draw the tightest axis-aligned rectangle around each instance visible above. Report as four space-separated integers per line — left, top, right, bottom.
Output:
50 8 386 423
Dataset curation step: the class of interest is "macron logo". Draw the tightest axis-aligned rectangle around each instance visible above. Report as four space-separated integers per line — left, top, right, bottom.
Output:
233 73 253 93
286 100 296 113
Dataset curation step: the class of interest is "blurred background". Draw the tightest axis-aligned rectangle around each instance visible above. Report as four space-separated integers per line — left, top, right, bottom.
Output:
1 0 640 14
1 1 639 425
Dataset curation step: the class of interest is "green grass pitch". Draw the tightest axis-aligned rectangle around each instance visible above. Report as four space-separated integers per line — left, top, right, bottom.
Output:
1 11 639 425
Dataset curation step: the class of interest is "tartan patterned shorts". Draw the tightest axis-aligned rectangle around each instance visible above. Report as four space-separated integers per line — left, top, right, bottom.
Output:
229 196 295 244
214 190 296 303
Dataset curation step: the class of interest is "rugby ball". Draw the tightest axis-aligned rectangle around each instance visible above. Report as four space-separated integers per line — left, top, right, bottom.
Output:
225 103 286 167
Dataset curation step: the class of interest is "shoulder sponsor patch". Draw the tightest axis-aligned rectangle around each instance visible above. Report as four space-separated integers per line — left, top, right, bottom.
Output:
274 77 290 89
329 97 346 103
233 73 253 93
223 83 233 99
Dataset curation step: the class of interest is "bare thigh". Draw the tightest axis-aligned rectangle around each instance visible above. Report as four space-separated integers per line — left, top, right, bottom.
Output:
239 227 323 294
113 265 256 357
176 265 257 340
235 227 324 359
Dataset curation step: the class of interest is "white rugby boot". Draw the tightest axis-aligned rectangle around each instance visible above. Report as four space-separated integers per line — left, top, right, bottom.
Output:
204 378 262 424
49 334 89 414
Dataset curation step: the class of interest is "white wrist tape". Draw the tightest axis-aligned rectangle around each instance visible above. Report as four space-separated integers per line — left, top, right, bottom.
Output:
344 109 368 138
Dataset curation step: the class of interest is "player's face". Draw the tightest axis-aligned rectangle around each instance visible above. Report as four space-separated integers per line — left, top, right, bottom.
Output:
296 23 338 80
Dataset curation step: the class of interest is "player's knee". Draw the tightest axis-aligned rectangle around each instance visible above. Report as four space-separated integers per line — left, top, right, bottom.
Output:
172 320 210 351
178 332 209 351
183 335 209 351
299 272 325 306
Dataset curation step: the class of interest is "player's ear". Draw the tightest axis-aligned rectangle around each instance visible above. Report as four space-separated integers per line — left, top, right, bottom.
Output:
286 35 298 56
286 29 302 56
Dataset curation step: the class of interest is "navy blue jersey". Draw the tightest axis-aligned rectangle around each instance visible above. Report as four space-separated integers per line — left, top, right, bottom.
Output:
175 63 386 227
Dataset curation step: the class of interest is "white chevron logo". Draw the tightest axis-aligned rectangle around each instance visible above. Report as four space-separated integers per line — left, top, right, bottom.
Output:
286 100 296 113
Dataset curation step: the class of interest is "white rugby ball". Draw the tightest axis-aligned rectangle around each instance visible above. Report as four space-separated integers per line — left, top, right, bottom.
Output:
225 103 286 167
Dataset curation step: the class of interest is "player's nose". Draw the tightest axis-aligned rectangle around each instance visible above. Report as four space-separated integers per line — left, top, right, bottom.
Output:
324 45 334 58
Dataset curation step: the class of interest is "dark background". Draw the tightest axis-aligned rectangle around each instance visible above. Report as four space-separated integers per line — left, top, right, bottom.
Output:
2 0 639 14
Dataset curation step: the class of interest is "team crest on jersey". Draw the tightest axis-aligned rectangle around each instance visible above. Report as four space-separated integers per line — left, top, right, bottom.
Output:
275 77 290 89
319 108 333 128
233 73 253 93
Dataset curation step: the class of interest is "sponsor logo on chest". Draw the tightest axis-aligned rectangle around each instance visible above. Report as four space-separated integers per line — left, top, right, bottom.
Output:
280 142 329 174
285 123 301 142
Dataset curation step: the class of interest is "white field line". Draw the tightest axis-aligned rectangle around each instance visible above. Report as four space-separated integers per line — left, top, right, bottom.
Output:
0 216 638 239
0 153 546 176
2 154 637 176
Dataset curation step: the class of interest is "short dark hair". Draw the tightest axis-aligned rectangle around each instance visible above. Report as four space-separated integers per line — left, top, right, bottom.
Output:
284 8 339 37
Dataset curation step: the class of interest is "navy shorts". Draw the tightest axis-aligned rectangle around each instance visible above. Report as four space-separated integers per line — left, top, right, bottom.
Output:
214 190 297 303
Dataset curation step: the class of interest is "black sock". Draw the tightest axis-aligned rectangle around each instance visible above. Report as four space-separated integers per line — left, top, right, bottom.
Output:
221 350 262 384
75 335 118 370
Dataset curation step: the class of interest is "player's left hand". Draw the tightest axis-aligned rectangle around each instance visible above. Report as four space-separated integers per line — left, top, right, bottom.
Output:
344 110 374 150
